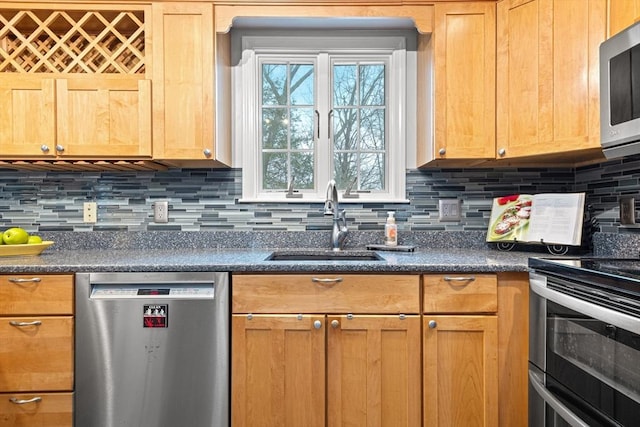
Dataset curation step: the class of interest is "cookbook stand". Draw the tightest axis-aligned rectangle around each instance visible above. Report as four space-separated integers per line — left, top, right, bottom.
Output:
493 204 598 256
495 240 571 255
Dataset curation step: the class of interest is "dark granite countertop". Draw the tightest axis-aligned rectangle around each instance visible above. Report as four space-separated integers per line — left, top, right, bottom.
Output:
0 230 587 274
0 247 533 274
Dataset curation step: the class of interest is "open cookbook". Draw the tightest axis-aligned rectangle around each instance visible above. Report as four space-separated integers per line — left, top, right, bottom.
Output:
486 193 586 246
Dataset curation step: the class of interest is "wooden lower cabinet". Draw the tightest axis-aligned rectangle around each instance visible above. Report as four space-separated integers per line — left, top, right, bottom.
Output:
232 314 326 427
0 274 74 427
0 316 73 392
423 315 498 427
327 315 421 427
0 392 73 427
232 313 421 427
232 272 529 427
231 274 421 427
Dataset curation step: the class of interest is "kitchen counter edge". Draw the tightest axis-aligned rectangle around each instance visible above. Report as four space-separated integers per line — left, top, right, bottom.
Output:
0 247 540 273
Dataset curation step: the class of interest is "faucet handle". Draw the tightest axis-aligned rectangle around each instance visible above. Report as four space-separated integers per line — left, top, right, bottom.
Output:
343 178 359 199
286 177 302 198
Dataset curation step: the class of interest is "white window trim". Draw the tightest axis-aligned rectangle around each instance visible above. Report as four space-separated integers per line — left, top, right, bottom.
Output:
233 32 409 203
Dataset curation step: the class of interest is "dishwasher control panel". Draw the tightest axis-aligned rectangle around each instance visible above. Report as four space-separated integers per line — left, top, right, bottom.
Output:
90 284 215 299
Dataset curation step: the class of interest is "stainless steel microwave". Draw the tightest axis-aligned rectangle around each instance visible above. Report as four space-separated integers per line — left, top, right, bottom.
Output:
600 21 640 159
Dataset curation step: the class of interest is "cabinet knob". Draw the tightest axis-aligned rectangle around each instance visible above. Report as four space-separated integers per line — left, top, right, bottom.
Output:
56 144 65 153
438 148 446 156
313 320 322 329
203 148 212 157
428 320 437 329
497 148 506 157
331 319 340 329
40 145 50 153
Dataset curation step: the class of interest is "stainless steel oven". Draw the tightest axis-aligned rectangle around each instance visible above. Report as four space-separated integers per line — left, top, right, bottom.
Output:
529 258 640 427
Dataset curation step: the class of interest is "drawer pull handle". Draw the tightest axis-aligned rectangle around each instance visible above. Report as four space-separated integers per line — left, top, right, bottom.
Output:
9 320 42 327
443 276 475 283
8 277 41 284
10 397 42 404
311 277 343 285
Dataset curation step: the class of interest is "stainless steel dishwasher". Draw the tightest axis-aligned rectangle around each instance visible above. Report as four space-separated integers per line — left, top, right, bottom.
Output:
74 272 229 427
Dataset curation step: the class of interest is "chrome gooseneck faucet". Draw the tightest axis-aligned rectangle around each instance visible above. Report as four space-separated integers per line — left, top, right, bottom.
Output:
324 179 348 251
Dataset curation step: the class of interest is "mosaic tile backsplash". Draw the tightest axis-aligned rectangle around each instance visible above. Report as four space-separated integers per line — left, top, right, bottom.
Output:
0 155 639 234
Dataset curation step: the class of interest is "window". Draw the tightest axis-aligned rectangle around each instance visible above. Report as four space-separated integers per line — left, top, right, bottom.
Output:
234 31 411 202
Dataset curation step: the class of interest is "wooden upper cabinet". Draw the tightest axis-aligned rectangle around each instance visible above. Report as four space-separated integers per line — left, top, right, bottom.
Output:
609 0 640 37
152 2 230 166
0 6 152 160
0 76 56 157
56 77 151 158
419 2 496 164
496 0 606 160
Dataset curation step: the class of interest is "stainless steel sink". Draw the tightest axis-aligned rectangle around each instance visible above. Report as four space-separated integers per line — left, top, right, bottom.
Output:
266 250 383 261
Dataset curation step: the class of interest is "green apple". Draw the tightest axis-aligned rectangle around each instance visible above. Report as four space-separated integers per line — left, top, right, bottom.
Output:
3 227 30 245
27 235 43 244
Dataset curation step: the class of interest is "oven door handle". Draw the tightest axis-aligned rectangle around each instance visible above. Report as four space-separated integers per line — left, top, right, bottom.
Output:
530 273 640 334
529 369 590 427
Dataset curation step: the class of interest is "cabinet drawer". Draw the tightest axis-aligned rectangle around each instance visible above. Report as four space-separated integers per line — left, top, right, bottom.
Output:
233 274 420 313
0 274 73 315
423 274 497 313
0 316 73 391
0 392 73 427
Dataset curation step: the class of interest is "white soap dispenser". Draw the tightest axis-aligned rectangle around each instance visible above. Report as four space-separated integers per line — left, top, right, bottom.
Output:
384 211 398 246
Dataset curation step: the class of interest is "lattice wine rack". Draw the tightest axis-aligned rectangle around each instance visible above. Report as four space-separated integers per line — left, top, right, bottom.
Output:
0 9 145 74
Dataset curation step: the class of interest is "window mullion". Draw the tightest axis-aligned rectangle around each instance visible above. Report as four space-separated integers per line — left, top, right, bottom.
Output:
316 52 331 194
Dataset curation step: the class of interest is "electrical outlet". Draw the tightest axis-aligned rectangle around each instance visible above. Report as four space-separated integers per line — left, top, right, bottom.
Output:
620 197 636 225
439 199 461 221
154 200 169 223
83 202 97 223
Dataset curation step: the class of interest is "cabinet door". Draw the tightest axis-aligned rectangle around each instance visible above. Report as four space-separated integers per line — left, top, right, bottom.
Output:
497 0 606 159
327 315 421 427
0 316 73 391
423 315 498 427
0 392 72 427
432 2 496 161
56 77 152 158
152 2 216 161
0 75 56 158
609 0 640 37
232 314 325 427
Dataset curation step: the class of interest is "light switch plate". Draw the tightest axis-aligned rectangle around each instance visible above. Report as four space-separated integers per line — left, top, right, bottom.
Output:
439 199 461 221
